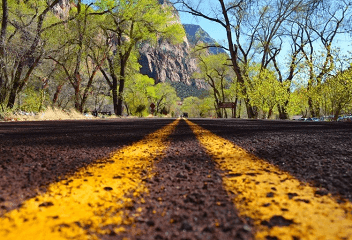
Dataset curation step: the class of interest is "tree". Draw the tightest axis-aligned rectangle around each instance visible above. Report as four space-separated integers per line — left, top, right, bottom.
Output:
322 67 352 120
246 64 288 119
199 96 216 117
0 0 76 109
173 0 305 118
97 0 185 116
173 0 257 117
173 0 350 119
193 50 233 118
288 87 309 117
0 0 8 107
181 96 202 117
152 82 179 116
124 73 155 116
48 2 108 112
292 0 350 117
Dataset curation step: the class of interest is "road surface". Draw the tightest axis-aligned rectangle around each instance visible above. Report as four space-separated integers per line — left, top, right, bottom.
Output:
0 118 352 239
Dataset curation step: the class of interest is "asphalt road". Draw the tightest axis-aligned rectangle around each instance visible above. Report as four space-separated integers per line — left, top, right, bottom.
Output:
0 118 351 240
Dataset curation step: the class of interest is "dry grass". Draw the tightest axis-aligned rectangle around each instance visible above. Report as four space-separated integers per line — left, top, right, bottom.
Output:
1 107 96 122
0 108 170 122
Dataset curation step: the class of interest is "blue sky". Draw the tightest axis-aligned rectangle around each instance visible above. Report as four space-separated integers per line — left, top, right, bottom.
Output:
82 0 228 43
82 0 351 66
178 12 228 44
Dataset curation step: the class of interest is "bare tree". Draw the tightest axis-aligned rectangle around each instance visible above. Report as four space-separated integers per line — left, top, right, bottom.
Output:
173 0 309 118
0 0 83 109
48 2 109 112
296 0 350 117
0 0 8 107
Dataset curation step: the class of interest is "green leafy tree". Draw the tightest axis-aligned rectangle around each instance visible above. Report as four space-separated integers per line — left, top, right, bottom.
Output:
181 96 202 118
181 96 216 118
198 97 216 118
246 64 288 119
152 82 179 116
124 73 155 116
321 67 352 120
0 0 76 109
97 0 185 116
48 3 108 112
193 51 233 118
287 86 309 117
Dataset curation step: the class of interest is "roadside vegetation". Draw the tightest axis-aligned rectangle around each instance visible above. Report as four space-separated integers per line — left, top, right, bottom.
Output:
0 0 352 121
174 0 352 120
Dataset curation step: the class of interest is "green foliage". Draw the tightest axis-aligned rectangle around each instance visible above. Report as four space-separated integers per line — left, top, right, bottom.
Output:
1 0 351 119
287 87 309 117
170 80 208 100
321 67 352 117
19 87 48 113
245 64 289 118
181 96 202 117
193 50 235 117
135 104 147 117
96 0 185 115
0 105 13 120
180 96 214 118
124 74 155 116
198 97 216 118
152 82 179 115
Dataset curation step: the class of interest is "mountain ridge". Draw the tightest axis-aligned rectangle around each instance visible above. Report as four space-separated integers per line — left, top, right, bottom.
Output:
183 24 226 55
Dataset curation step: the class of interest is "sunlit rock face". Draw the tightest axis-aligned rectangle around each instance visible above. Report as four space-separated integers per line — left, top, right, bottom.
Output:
51 0 208 90
52 0 70 19
139 37 199 85
138 1 201 87
183 24 226 55
138 2 224 89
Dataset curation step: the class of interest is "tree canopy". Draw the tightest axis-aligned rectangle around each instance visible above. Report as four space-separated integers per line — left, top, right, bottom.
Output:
0 0 351 120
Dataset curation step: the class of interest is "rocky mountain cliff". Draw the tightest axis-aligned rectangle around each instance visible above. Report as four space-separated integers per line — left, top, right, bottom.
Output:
138 6 225 92
139 38 200 86
183 24 226 55
53 0 214 97
138 2 205 89
52 0 70 19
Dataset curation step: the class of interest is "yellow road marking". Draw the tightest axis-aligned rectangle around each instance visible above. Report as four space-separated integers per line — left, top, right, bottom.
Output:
0 119 179 240
186 119 352 240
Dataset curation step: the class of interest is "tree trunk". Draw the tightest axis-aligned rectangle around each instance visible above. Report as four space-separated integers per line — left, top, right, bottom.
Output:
233 97 238 118
213 91 222 118
6 62 24 109
278 103 289 119
308 96 317 117
0 0 8 105
112 88 118 115
52 83 64 105
268 107 273 119
116 63 126 116
333 104 342 121
74 83 81 111
218 0 256 118
124 102 130 116
237 100 241 118
7 88 17 109
244 98 256 118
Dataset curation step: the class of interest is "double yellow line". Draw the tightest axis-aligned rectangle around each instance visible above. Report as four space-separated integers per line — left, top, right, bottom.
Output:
1 118 352 240
0 119 179 240
186 119 352 240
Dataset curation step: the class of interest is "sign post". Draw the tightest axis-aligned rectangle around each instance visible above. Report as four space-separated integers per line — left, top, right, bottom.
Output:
150 103 155 115
218 102 236 118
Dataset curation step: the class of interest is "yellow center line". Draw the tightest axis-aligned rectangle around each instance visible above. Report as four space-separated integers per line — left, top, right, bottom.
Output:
0 119 179 240
186 119 352 240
